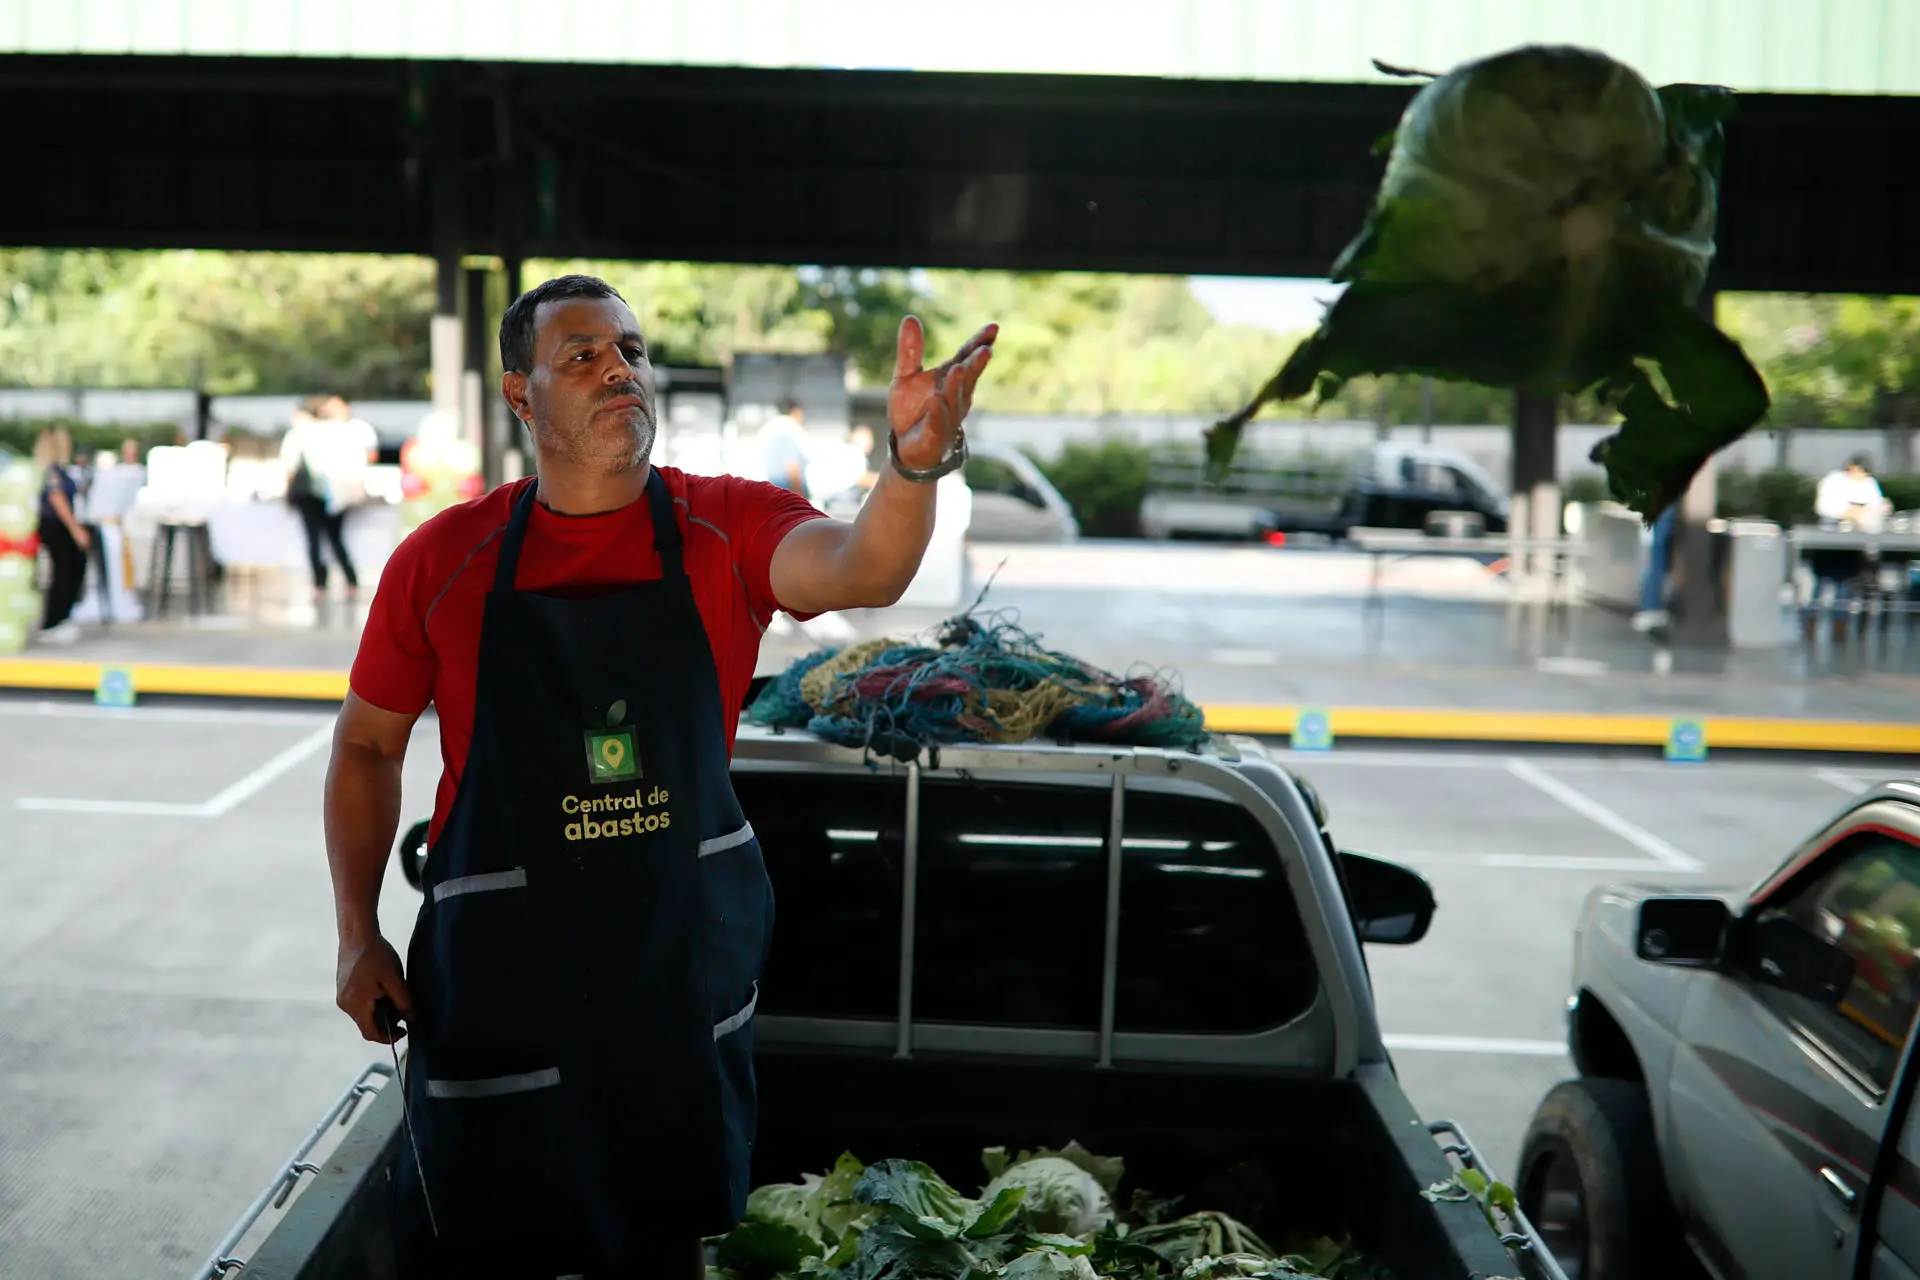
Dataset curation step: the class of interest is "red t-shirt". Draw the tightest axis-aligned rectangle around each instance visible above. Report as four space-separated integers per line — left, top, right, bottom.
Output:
350 468 826 846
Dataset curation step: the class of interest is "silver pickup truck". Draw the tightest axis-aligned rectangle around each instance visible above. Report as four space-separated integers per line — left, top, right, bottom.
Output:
200 730 1561 1280
1517 778 1920 1280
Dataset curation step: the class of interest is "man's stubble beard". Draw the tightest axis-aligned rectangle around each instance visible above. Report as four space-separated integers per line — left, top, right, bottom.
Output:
529 403 658 477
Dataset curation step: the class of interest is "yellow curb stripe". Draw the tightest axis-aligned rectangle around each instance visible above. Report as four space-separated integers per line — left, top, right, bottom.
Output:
0 661 1911 753
1202 704 1920 754
0 659 348 700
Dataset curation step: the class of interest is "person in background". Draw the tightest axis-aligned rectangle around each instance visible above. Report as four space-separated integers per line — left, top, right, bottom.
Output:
1805 453 1894 642
1631 504 1678 633
32 426 88 645
758 398 811 499
283 393 379 605
847 423 879 494
71 438 149 625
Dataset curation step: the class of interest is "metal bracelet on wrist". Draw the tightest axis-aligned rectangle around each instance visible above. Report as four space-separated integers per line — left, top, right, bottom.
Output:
888 424 968 483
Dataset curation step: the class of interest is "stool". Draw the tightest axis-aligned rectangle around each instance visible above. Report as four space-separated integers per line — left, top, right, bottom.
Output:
147 521 219 618
83 522 113 625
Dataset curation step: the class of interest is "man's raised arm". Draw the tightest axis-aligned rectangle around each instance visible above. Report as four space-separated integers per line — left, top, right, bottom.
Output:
770 316 996 614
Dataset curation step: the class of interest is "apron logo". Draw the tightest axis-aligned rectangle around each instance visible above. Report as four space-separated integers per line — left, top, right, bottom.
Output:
585 729 640 783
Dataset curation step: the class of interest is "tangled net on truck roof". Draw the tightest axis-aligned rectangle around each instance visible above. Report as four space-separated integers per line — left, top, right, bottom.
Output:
746 611 1209 760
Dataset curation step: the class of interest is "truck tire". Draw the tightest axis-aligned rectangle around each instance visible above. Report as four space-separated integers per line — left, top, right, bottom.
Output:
1517 1078 1701 1280
396 818 430 893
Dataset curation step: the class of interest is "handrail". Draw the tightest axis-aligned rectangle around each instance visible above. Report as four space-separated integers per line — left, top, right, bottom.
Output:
192 1062 395 1280
1426 1118 1571 1280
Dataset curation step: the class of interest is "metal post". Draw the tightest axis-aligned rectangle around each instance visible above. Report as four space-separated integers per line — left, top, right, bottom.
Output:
1097 773 1126 1069
429 65 465 448
1671 288 1728 648
894 762 921 1061
466 265 495 491
1512 390 1558 592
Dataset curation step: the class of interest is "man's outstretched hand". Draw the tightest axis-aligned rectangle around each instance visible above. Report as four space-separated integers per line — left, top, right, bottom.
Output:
887 316 997 472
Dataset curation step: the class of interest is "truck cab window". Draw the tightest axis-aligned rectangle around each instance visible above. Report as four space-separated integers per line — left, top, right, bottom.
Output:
740 770 905 1021
738 770 1320 1037
1748 832 1920 1090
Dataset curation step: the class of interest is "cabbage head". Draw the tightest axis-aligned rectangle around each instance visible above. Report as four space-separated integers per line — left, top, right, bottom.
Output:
1206 44 1769 523
981 1156 1114 1237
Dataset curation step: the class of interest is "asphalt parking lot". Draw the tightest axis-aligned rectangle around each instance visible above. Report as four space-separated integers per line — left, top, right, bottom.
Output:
0 695 1908 1279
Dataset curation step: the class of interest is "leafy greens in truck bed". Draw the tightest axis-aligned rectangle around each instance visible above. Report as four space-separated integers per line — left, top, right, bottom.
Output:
706 1142 1397 1280
1205 44 1770 523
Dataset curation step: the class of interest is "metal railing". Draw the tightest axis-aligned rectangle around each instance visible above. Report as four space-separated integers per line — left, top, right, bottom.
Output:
192 1062 395 1280
1427 1118 1572 1280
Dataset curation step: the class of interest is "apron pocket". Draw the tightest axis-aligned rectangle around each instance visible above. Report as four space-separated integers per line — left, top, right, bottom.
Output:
697 828 775 1021
423 871 544 1059
411 1071 581 1261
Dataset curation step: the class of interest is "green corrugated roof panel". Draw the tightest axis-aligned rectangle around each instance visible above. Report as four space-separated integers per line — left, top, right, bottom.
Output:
3 0 1914 94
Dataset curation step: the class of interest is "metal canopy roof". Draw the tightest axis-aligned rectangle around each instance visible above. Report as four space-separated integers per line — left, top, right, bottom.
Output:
1 52 1914 294
1 0 1915 96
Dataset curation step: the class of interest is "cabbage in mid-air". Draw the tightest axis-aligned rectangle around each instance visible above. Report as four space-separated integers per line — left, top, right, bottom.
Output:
1207 44 1770 523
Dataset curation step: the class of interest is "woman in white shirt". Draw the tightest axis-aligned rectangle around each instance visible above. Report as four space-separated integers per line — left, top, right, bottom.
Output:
282 394 379 604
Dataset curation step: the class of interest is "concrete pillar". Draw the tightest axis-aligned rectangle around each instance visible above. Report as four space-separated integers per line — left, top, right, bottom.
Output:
1670 289 1728 647
429 65 465 445
1512 390 1560 584
462 265 491 490
500 255 526 485
432 254 463 441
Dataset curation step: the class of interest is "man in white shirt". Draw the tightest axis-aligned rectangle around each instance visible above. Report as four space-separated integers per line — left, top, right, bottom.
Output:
1816 454 1892 531
1805 454 1893 642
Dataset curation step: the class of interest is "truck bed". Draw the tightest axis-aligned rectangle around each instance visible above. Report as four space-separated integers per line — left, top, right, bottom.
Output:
752 1047 1523 1280
220 1047 1524 1280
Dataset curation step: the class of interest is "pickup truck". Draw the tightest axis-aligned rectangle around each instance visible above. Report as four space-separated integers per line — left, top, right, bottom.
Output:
200 729 1560 1280
1138 441 1511 543
1516 778 1920 1280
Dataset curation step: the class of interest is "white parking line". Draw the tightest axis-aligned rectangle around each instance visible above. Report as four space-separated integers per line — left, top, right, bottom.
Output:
0 700 334 728
1284 750 1856 778
1383 1033 1568 1057
1505 758 1705 872
1210 649 1281 666
1814 768 1866 795
202 727 335 815
1393 851 1693 873
16 726 333 818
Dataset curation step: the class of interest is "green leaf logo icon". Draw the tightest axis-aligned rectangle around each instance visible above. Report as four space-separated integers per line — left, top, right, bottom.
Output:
607 699 626 727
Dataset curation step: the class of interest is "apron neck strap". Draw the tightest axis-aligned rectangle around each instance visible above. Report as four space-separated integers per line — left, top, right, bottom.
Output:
492 469 683 593
644 467 686 580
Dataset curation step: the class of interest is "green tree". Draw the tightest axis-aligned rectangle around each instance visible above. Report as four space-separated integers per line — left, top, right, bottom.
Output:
1721 293 1920 428
0 248 436 396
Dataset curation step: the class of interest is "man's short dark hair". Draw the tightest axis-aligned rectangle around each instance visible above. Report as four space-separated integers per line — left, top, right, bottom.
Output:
499 275 627 375
1849 453 1875 471
779 397 801 416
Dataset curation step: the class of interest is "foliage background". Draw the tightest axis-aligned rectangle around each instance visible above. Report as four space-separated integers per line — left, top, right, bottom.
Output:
6 249 1915 433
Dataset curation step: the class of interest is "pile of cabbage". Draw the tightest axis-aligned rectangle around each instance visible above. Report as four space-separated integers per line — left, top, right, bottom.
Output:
705 1142 1393 1280
1207 44 1770 523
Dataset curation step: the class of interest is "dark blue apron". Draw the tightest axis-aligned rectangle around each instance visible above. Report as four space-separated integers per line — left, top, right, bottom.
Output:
392 472 774 1277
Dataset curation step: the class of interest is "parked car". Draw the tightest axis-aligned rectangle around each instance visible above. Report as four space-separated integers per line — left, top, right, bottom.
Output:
961 439 1080 542
1140 441 1510 542
1518 778 1920 1280
818 440 1077 543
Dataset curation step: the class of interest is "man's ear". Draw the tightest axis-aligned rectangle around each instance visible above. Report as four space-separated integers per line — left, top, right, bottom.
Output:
502 371 532 423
